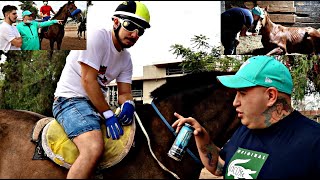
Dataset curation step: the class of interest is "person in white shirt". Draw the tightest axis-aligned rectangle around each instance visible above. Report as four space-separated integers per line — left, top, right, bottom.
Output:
0 5 22 51
52 1 151 179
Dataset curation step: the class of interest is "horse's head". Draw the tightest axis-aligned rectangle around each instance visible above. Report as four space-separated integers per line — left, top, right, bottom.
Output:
52 1 81 23
67 1 81 21
66 1 82 22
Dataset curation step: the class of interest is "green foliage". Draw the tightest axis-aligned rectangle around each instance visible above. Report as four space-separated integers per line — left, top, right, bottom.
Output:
170 35 320 104
277 55 320 104
19 1 39 19
170 34 245 73
0 50 69 116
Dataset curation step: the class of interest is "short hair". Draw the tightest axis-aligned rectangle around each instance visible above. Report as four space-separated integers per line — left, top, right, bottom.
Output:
2 5 17 16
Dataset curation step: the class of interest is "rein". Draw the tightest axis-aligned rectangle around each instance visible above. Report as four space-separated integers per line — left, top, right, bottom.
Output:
151 100 202 165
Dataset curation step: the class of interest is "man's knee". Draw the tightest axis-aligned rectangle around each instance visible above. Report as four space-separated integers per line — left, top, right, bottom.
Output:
73 131 105 159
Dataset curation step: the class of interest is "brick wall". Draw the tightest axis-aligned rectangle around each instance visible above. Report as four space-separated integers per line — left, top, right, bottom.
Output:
300 110 320 122
300 109 320 116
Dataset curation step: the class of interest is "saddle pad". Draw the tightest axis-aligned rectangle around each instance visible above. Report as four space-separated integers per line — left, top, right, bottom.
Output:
31 117 54 142
42 118 136 170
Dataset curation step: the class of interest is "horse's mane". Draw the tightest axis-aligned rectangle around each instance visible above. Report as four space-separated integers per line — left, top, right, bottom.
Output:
52 1 73 19
150 71 236 101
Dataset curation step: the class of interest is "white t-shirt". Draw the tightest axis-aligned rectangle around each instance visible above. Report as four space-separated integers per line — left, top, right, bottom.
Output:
54 28 133 98
0 21 21 51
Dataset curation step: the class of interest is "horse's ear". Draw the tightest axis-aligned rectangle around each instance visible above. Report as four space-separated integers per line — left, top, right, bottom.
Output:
265 5 269 12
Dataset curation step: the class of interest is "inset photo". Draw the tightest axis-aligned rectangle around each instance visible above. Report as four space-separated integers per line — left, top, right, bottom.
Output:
221 1 320 55
0 1 88 51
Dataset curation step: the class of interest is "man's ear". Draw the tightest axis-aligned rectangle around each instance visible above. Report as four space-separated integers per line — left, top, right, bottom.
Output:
113 17 120 29
266 87 278 106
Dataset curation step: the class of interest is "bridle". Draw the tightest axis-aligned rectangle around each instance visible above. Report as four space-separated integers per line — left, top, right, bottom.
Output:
150 100 202 165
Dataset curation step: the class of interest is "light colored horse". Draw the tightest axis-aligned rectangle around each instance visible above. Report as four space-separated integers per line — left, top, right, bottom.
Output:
254 7 320 55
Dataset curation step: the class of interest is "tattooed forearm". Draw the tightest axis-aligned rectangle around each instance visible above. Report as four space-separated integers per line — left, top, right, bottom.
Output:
215 161 224 176
200 143 219 167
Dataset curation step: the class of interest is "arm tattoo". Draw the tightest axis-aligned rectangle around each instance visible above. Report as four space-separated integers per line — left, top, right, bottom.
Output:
216 161 224 176
200 143 219 167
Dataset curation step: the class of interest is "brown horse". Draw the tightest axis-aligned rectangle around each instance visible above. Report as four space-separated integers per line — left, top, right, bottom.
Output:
0 71 240 179
254 8 320 55
39 1 81 50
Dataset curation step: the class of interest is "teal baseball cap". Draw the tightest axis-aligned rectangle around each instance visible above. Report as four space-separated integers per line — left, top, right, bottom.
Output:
217 56 293 95
22 10 32 17
252 6 265 18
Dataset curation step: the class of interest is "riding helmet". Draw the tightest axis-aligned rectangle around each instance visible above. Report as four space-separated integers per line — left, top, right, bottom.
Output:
113 1 151 29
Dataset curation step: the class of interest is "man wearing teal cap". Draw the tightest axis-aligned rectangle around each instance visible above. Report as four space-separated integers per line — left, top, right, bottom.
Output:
172 56 320 178
16 10 63 50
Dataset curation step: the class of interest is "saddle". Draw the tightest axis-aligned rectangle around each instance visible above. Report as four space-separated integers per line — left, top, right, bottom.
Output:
31 114 136 171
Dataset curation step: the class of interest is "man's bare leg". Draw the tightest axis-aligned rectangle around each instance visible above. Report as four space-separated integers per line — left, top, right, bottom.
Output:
67 130 104 179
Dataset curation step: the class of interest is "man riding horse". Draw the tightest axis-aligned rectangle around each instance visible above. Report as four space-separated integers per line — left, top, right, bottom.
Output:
39 1 56 33
52 1 151 178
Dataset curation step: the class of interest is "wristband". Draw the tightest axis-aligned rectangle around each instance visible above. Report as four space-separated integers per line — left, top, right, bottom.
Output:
103 110 114 119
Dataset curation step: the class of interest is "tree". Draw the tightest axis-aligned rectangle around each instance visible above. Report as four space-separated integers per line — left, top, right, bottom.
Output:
278 55 320 108
170 35 320 107
19 1 39 20
0 50 70 116
170 34 245 73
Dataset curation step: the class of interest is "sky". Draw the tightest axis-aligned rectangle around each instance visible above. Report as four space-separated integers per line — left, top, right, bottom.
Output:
0 1 87 19
87 1 221 77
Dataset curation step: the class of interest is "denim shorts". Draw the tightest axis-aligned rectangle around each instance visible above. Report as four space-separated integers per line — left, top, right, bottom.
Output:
52 97 102 139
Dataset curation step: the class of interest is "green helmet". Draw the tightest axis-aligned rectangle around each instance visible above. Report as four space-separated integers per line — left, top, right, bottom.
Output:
113 1 151 29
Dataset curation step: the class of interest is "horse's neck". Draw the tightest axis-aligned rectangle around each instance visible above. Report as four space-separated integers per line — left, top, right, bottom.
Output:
263 16 278 33
53 8 69 23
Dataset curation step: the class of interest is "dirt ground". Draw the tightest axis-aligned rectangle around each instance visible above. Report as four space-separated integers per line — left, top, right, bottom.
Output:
40 30 87 50
220 34 264 55
236 35 264 55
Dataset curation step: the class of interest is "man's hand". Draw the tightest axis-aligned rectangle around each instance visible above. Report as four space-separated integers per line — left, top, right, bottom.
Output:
56 20 63 25
117 100 135 126
103 110 123 140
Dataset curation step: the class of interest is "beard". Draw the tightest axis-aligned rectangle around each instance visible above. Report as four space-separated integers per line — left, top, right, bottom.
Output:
9 16 16 23
120 38 136 49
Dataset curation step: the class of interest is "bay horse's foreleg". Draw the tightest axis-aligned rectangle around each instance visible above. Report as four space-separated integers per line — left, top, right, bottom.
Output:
50 40 55 51
39 38 42 50
57 40 62 50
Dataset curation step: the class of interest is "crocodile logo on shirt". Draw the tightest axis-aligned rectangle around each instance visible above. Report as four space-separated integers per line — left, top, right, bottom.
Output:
225 148 269 179
227 159 256 179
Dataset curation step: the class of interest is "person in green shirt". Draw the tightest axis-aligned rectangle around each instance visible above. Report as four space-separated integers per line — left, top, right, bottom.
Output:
16 10 63 50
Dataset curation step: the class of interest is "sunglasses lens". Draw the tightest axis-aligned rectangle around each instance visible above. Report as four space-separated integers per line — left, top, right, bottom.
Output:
121 19 145 36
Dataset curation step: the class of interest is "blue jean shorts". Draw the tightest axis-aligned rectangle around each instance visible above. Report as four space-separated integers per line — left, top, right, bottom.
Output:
52 97 102 139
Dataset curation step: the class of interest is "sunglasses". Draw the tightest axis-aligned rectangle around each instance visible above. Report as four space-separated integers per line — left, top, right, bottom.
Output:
118 18 145 37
